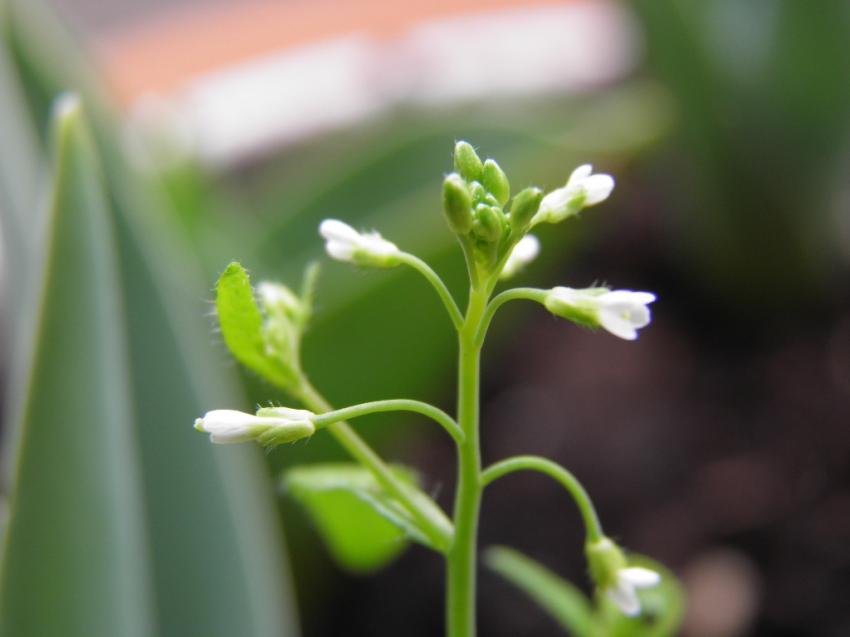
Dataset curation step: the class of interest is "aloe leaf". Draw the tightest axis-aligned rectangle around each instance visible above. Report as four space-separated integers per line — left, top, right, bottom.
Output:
485 546 596 637
283 463 439 573
0 96 155 637
109 178 299 635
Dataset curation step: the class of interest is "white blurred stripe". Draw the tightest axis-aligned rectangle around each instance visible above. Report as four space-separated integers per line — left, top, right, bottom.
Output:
125 1 638 168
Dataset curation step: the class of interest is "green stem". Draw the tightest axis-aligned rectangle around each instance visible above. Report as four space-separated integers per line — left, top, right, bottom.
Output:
295 379 453 552
399 252 464 330
312 399 464 443
481 456 603 542
474 287 547 348
446 286 489 637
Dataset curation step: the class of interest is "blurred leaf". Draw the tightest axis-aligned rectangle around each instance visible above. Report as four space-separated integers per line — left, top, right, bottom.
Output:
485 546 595 637
283 463 435 573
595 555 684 637
0 96 155 637
216 261 296 390
110 173 299 635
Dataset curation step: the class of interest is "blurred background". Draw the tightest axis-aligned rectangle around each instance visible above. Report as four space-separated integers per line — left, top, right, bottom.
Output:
1 1 849 636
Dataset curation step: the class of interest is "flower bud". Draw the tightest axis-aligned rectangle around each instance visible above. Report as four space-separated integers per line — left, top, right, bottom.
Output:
454 141 483 181
585 537 661 617
509 187 543 232
442 173 474 235
319 219 401 268
472 204 503 243
482 159 510 206
544 287 656 340
194 407 315 446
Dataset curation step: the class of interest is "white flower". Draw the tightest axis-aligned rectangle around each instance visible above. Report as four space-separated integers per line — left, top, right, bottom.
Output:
532 164 614 226
257 281 302 316
544 287 656 340
319 219 400 267
194 407 315 445
606 567 661 617
500 235 540 280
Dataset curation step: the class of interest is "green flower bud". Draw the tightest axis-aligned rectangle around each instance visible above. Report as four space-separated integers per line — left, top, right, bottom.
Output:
472 204 503 243
482 159 510 206
509 187 543 232
454 141 484 181
585 537 627 589
442 173 474 234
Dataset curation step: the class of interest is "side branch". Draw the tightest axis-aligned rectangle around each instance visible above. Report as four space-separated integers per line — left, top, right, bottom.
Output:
474 287 547 347
481 455 603 542
312 398 464 444
398 252 464 330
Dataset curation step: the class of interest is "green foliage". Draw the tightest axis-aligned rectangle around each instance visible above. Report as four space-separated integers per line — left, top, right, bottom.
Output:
0 96 154 637
283 463 437 572
485 547 684 637
215 262 300 390
486 547 595 637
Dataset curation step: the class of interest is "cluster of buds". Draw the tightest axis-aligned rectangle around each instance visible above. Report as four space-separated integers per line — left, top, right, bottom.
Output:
442 141 544 279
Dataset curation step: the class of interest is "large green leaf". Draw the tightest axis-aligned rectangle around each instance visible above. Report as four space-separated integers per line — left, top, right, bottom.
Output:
485 546 595 637
0 96 155 637
109 171 299 637
283 463 436 573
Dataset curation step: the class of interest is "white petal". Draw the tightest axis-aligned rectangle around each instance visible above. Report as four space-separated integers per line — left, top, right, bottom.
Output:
549 286 582 305
568 164 593 185
607 579 641 617
258 282 301 312
538 187 570 217
325 240 355 261
195 409 265 443
360 232 398 256
500 235 540 279
319 219 360 243
620 567 661 588
597 311 639 340
262 406 316 423
583 174 615 205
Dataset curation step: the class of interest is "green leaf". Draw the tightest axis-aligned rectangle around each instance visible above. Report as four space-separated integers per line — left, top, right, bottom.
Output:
216 261 298 389
485 546 595 637
109 165 299 636
283 463 436 573
0 96 155 637
596 555 684 637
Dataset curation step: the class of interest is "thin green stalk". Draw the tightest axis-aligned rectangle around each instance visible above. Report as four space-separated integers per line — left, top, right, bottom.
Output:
481 456 603 542
294 379 453 552
474 287 547 348
446 286 489 637
399 252 464 330
312 399 464 443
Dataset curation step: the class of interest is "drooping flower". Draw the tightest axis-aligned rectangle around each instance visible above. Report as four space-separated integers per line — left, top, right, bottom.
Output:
319 219 400 268
544 287 656 340
585 537 661 617
500 235 540 280
606 566 662 617
194 407 315 446
532 164 614 226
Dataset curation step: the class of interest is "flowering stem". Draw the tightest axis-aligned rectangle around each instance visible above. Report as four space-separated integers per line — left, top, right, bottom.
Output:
312 399 464 443
481 455 603 542
399 252 464 330
446 286 489 637
294 379 453 552
474 287 547 348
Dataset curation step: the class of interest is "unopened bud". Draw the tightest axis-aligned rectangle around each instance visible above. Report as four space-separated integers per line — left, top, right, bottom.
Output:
509 187 543 232
472 204 503 243
454 141 484 181
482 159 510 206
443 173 474 234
